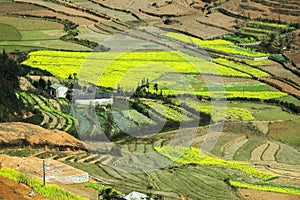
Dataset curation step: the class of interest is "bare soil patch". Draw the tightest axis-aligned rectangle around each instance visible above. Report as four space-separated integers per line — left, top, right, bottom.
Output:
0 122 94 151
219 0 300 23
287 52 300 68
0 2 42 15
260 77 300 97
17 9 94 25
238 188 300 200
0 176 47 200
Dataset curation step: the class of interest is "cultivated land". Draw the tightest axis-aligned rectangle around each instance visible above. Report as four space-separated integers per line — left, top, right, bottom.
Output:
0 0 300 199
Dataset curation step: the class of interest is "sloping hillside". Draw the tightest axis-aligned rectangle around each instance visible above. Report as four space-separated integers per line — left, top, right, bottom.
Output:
0 122 94 151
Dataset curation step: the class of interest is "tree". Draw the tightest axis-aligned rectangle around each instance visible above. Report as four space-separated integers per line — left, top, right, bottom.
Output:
0 49 23 121
38 77 46 90
153 83 158 92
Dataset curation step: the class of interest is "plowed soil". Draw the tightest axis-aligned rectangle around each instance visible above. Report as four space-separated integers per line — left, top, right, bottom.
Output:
0 176 47 200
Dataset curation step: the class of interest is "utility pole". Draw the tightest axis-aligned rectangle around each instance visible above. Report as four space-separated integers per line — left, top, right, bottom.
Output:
43 160 46 186
97 181 100 200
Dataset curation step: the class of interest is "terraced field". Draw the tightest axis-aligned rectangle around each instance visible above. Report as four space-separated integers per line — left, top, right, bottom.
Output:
0 16 90 51
19 92 76 133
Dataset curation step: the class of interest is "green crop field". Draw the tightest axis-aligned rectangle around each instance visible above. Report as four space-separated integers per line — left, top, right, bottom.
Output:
143 100 192 122
155 146 277 180
0 16 90 52
214 58 270 78
0 23 21 41
185 101 255 122
0 16 63 31
164 32 268 58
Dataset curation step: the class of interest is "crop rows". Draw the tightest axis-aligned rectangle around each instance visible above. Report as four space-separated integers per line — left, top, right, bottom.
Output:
162 89 287 99
143 101 192 122
229 181 300 195
19 92 76 132
155 146 278 180
164 32 268 58
122 109 156 127
23 50 254 89
185 101 255 122
214 58 270 78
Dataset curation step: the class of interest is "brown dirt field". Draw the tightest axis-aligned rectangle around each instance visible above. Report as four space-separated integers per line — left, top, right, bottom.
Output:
260 77 300 97
0 122 95 151
16 0 105 23
257 63 300 87
287 52 300 68
93 0 236 39
0 2 42 15
272 176 300 186
261 142 279 161
250 142 268 161
219 0 300 23
16 9 94 25
0 176 48 200
238 188 300 200
19 77 35 92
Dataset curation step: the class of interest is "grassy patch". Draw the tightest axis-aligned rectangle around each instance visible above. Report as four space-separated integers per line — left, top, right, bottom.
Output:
0 16 63 31
0 23 21 41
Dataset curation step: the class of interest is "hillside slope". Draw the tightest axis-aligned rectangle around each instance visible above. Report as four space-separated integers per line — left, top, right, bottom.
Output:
0 122 94 151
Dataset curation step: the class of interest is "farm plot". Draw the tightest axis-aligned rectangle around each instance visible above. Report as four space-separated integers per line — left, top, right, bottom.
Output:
15 0 105 23
227 102 300 121
185 100 255 122
143 100 193 122
276 143 300 165
155 146 277 180
23 50 287 99
69 157 260 199
19 92 76 132
0 16 90 51
164 32 268 58
214 58 270 78
23 50 252 89
67 0 137 22
122 109 156 126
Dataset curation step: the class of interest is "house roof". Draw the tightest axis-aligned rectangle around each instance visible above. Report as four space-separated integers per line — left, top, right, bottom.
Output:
124 191 151 200
50 83 67 90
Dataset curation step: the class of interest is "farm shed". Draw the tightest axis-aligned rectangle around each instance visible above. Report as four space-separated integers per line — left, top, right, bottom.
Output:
49 83 69 98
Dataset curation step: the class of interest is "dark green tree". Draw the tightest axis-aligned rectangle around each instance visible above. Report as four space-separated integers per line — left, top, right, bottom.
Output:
0 49 23 121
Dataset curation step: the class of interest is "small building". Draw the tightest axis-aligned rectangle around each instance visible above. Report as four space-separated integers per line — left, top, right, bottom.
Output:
124 191 152 200
49 83 69 98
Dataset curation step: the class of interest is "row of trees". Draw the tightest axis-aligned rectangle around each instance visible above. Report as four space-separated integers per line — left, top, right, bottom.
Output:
0 50 24 121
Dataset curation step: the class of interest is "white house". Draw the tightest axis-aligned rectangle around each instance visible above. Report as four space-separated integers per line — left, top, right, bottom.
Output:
124 191 153 200
49 83 69 98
